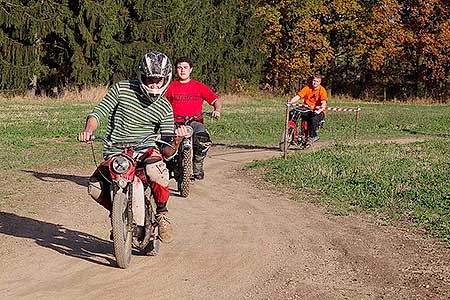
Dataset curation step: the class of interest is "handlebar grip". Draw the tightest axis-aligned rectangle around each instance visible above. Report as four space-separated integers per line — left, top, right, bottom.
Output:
77 133 97 142
160 133 177 138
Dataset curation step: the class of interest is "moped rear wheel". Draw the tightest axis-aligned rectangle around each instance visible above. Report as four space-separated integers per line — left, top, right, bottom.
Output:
299 120 311 149
112 191 132 269
179 147 192 198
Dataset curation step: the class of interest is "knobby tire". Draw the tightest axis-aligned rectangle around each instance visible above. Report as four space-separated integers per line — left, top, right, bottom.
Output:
179 148 192 198
112 191 132 269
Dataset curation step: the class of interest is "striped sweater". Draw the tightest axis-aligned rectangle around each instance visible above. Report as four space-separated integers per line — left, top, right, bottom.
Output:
88 80 175 158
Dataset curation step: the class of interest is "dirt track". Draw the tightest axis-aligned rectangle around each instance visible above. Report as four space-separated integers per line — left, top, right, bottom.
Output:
1 145 450 300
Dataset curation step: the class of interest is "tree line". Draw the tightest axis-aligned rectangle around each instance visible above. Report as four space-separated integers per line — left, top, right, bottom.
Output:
1 0 449 102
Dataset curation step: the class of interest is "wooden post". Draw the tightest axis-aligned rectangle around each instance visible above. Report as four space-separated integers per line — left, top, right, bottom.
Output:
283 104 290 159
354 109 361 139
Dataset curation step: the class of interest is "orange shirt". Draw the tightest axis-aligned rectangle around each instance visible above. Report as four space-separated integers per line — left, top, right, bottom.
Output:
297 85 328 110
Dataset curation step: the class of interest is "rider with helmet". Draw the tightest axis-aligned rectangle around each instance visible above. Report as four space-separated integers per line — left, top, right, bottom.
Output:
165 56 222 180
288 73 328 143
78 51 186 244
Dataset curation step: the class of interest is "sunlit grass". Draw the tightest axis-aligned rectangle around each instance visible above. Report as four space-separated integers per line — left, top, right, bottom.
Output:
247 139 450 242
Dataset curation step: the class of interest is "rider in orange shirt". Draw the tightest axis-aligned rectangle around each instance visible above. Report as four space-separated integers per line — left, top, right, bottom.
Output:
288 73 328 143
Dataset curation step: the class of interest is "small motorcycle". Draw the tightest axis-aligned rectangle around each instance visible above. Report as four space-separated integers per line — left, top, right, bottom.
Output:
166 112 212 198
85 134 169 269
280 104 323 151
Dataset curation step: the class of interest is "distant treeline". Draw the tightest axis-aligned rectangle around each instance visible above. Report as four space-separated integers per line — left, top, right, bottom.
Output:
1 0 449 102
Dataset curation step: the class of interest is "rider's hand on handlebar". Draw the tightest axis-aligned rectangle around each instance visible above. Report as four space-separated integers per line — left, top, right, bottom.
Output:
286 100 296 107
212 110 221 118
77 131 94 144
175 125 188 140
170 125 188 148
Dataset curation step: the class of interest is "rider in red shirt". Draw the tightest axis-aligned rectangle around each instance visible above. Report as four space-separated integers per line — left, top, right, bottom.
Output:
165 57 222 179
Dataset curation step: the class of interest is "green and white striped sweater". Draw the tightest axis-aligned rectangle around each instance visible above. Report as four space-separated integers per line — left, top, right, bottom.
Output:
88 80 175 158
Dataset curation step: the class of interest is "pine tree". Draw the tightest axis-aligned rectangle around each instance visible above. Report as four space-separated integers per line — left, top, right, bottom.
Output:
0 0 71 92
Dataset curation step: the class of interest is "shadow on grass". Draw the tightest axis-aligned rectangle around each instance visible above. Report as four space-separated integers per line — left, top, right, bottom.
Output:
0 211 115 267
21 170 89 187
402 128 450 138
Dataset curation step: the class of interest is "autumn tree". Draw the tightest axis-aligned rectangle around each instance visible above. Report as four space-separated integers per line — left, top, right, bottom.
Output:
349 0 408 99
400 0 450 100
254 0 335 94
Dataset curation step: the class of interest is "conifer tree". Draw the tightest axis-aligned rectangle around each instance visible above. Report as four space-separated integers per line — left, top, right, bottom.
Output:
0 0 71 92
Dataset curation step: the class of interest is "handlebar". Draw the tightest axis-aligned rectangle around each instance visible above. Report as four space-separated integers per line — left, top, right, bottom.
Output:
286 103 323 114
174 112 215 124
78 134 173 149
89 135 112 147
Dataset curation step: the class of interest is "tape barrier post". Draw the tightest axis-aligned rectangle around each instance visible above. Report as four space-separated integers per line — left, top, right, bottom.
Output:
354 109 361 139
283 104 290 159
325 106 362 139
290 103 362 140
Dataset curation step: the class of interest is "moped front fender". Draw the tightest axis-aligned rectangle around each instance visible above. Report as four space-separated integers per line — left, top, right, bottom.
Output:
132 177 145 226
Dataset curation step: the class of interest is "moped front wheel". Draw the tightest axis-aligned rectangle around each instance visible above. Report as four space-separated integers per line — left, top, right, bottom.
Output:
111 191 133 269
178 147 192 198
279 127 295 152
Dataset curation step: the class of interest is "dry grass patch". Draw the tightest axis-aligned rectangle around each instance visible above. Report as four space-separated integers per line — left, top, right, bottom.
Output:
0 86 108 103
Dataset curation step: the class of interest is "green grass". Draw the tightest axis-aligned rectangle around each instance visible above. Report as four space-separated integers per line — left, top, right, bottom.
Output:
247 138 450 242
1 95 449 243
0 99 97 170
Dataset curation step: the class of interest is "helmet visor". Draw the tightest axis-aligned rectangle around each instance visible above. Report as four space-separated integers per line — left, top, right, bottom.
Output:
142 76 164 85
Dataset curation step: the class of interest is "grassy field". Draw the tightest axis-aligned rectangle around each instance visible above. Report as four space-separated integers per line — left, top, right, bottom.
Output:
247 140 450 241
1 92 449 242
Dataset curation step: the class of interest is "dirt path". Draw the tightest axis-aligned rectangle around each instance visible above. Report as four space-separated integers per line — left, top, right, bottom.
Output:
0 144 449 300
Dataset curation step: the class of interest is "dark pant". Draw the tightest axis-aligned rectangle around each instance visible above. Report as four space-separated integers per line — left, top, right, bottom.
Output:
176 121 212 174
290 109 324 138
306 111 324 138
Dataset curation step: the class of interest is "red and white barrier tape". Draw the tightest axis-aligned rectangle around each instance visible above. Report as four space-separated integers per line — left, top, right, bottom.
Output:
288 103 361 112
326 106 361 112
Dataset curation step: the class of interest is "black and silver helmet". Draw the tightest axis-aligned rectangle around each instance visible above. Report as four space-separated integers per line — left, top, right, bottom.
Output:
137 51 172 100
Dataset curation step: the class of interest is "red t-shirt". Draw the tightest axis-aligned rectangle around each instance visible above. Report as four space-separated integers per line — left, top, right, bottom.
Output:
165 79 218 122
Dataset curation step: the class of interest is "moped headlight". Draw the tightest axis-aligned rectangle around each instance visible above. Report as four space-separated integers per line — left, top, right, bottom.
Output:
111 156 131 174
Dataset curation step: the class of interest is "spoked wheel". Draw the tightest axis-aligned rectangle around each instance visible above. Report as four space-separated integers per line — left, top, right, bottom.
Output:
279 126 295 152
111 191 133 269
299 139 312 149
178 148 192 198
299 121 311 149
139 199 161 256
